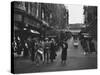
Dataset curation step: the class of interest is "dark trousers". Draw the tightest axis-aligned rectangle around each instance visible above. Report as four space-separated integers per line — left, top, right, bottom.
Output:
44 49 50 62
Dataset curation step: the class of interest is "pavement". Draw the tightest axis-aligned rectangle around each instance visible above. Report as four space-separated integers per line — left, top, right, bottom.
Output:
14 37 97 74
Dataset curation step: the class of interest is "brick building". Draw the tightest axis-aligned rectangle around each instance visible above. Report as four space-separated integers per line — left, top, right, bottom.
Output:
83 6 97 39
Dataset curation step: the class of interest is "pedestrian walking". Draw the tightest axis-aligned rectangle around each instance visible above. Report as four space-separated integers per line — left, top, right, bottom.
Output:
44 38 50 63
92 38 97 53
50 39 57 62
89 38 95 53
82 38 88 55
35 40 44 64
27 37 36 62
61 40 68 64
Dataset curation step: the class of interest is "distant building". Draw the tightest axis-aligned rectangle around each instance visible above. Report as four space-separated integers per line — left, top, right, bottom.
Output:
69 23 84 35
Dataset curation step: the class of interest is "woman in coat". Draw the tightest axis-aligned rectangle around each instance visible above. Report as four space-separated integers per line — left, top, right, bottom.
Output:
61 41 68 64
50 40 56 62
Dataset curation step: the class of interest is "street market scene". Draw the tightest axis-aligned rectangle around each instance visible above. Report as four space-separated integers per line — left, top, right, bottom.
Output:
11 1 97 74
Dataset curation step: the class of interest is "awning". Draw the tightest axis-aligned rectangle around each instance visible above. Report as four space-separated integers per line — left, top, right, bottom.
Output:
30 29 40 34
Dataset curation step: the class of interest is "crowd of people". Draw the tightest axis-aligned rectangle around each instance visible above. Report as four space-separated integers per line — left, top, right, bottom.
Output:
79 34 97 55
12 36 69 65
12 33 97 66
